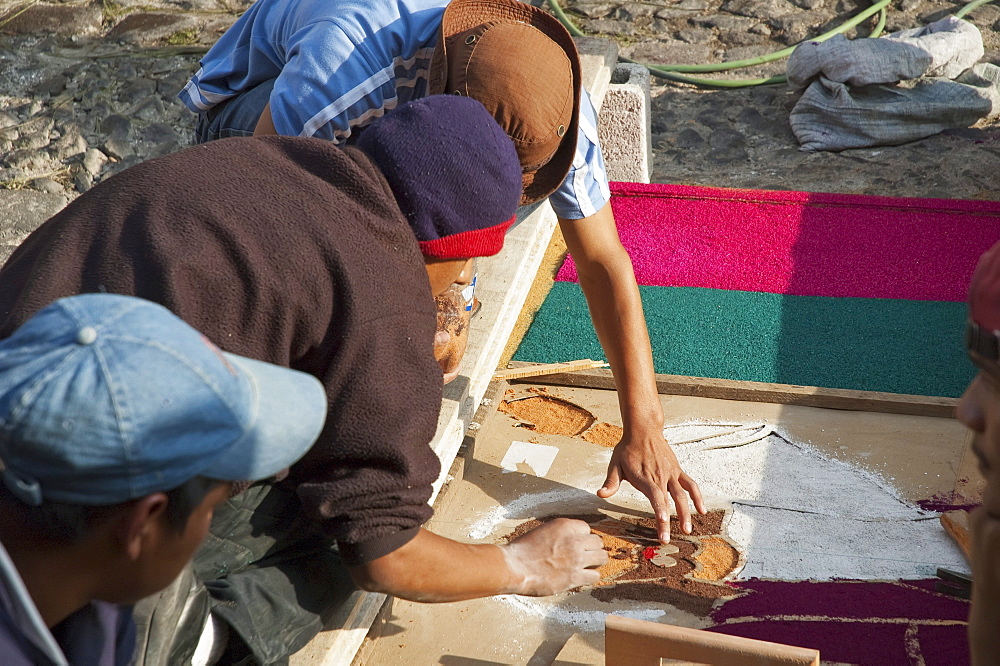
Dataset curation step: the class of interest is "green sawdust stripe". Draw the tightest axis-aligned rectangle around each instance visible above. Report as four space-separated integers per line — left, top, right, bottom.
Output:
512 283 973 398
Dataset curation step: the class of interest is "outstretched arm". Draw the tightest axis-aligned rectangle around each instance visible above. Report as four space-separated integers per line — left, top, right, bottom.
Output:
559 202 705 543
348 519 607 602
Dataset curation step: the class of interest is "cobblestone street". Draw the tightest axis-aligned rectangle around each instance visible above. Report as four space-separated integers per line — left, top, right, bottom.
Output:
4 0 1000 248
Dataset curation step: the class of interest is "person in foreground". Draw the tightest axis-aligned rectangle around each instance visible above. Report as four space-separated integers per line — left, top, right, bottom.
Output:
0 95 607 664
181 0 706 542
957 240 1000 664
0 293 326 665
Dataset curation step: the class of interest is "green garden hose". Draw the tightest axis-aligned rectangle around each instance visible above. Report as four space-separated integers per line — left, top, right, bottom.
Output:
955 0 996 18
547 0 990 87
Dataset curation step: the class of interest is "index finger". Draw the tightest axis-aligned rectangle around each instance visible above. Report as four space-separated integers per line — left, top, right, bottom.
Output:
635 481 672 544
668 478 692 535
682 473 707 515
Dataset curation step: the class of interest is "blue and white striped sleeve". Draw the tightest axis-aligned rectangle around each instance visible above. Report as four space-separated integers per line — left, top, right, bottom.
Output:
547 89 612 220
272 21 399 142
179 67 241 112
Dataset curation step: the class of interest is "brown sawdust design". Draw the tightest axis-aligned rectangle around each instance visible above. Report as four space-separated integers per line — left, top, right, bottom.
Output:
691 536 739 581
499 390 625 448
498 394 595 436
582 422 623 447
501 510 741 617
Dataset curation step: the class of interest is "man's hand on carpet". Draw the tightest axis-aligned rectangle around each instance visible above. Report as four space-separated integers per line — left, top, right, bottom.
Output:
501 518 608 595
597 432 706 543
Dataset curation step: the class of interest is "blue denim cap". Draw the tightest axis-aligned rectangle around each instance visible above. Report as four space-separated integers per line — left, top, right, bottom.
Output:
0 294 327 506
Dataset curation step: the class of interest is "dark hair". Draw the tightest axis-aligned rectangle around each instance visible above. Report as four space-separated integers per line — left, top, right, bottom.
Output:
0 476 224 546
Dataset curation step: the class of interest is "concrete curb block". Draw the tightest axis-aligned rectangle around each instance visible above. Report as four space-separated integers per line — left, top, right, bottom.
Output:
598 63 652 184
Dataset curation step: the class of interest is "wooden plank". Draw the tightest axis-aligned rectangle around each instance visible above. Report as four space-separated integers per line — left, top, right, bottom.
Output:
492 358 608 381
552 633 603 665
941 510 972 564
291 590 386 666
459 379 509 461
605 615 820 666
503 362 959 418
573 35 617 110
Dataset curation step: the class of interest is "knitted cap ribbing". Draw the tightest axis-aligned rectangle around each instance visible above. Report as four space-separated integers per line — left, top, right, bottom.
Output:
357 95 522 259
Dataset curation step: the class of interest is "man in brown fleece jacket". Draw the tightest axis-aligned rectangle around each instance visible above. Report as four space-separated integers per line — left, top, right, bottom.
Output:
0 95 607 664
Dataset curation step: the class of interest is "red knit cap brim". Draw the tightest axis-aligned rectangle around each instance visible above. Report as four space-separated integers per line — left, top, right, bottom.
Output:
418 216 514 259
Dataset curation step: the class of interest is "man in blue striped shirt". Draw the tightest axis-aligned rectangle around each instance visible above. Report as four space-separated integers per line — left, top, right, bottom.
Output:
181 0 706 551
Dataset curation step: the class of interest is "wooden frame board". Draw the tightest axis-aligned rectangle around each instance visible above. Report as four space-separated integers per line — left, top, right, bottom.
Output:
504 361 959 419
604 615 820 666
359 378 970 664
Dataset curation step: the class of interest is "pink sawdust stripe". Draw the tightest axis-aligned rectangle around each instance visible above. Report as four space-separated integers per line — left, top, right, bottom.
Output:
556 182 1000 301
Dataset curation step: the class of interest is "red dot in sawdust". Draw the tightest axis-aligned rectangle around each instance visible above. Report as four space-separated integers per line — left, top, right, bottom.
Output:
642 546 657 560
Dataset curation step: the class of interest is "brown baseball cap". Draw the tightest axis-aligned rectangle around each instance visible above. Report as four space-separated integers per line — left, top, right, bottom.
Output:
429 0 581 205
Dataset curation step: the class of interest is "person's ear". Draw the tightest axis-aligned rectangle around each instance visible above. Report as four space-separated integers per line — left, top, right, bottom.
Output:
119 493 169 561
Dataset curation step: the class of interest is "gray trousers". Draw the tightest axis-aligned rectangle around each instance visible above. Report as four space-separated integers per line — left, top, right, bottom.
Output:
132 482 357 665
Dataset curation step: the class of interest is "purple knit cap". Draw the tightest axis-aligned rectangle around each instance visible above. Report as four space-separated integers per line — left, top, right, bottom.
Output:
356 95 522 259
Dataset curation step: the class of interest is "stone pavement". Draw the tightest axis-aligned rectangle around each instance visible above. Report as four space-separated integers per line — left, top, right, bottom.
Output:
1 0 243 240
4 0 1000 244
